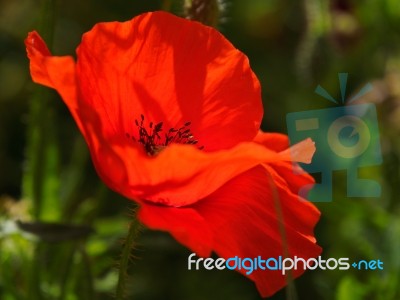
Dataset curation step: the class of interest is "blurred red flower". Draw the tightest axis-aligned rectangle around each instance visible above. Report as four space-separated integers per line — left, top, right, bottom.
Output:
25 11 321 297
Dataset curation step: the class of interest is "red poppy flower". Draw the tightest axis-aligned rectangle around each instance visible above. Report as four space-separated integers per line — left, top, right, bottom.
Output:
25 11 321 297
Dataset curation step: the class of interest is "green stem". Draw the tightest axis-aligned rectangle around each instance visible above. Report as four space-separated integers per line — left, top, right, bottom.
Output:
39 0 56 45
295 0 330 83
266 170 297 300
25 0 57 298
79 244 95 300
28 242 44 300
115 216 141 300
58 243 78 300
23 0 58 220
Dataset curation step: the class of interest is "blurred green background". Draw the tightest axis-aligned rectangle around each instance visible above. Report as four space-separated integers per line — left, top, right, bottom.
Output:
1 0 400 299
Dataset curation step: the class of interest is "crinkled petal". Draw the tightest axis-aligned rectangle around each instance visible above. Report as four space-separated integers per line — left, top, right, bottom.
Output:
76 11 262 151
25 32 129 189
25 31 79 128
254 131 290 152
254 131 315 196
101 137 315 206
25 32 99 154
138 166 321 297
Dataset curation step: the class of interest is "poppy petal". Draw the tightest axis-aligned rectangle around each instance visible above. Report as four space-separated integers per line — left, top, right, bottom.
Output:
254 131 315 196
196 166 321 297
75 11 262 151
25 31 77 113
137 202 213 258
103 138 315 207
25 32 138 192
25 31 89 141
138 165 321 297
254 130 290 152
279 138 315 164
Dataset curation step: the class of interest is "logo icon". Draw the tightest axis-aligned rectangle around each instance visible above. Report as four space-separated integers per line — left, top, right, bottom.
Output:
286 73 382 202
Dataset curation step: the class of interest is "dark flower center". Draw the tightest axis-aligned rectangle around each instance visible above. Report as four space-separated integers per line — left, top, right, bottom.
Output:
126 114 203 156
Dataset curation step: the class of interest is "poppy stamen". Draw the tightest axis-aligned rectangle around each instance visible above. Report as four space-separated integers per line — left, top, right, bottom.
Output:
127 115 203 156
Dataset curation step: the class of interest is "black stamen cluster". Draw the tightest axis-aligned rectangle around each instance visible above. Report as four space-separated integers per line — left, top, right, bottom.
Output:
126 114 203 156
